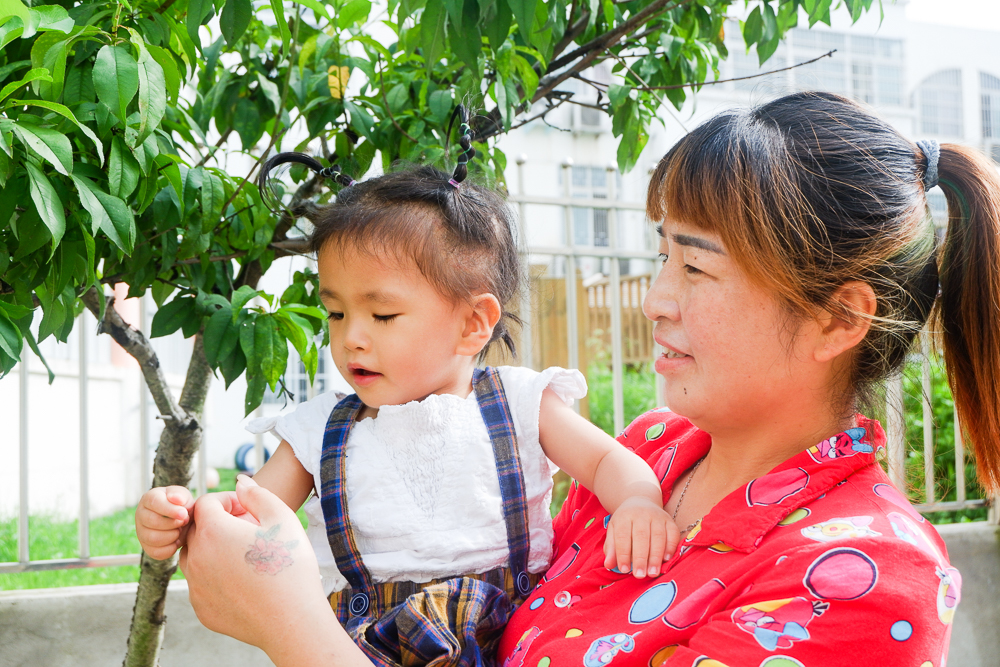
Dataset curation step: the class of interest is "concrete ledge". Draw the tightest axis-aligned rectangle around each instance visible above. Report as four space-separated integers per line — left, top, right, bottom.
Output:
1 522 997 667
0 580 271 667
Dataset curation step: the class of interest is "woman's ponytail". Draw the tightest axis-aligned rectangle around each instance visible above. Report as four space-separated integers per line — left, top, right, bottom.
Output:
935 144 1000 492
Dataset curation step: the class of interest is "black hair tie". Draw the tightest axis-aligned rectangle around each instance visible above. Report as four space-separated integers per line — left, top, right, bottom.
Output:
448 105 476 188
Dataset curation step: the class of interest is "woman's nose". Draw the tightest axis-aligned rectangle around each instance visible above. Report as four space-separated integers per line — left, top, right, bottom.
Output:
643 271 681 322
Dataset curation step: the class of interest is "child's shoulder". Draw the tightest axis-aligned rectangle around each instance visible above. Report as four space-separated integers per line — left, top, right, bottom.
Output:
245 389 349 443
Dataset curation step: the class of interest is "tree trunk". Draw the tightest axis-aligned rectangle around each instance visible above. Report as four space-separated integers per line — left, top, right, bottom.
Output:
81 289 214 667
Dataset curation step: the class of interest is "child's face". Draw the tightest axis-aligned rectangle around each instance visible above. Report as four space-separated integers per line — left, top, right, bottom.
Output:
317 243 478 411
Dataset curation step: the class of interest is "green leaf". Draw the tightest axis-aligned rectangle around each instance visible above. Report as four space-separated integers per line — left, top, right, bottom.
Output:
147 45 180 102
131 33 167 146
0 67 51 104
508 0 537 44
220 345 246 389
72 174 136 253
337 0 371 29
0 310 23 362
743 7 763 46
607 83 631 109
245 372 265 415
187 0 214 44
270 0 291 56
220 0 252 44
386 83 408 113
0 16 24 50
292 0 330 20
24 5 73 38
11 123 72 175
256 73 282 113
0 0 29 24
203 305 237 367
108 136 140 199
24 162 65 248
231 285 259 322
93 45 139 123
11 99 104 165
201 170 225 231
420 1 447 73
151 295 196 338
761 2 778 43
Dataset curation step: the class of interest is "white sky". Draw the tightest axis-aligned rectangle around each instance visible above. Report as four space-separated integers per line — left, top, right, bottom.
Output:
905 0 1000 32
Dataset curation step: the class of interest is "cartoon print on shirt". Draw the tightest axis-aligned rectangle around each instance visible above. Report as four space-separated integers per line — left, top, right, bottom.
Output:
628 581 678 623
800 516 881 543
645 422 667 441
777 508 811 526
732 597 829 651
872 483 926 523
887 511 946 565
803 547 878 601
504 627 542 667
746 468 810 507
648 645 679 667
806 427 874 463
544 543 580 582
555 590 583 608
663 578 727 630
652 445 678 483
936 566 962 624
583 632 639 667
758 657 806 667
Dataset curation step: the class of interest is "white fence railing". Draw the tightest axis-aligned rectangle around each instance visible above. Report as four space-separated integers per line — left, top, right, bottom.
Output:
2 159 995 577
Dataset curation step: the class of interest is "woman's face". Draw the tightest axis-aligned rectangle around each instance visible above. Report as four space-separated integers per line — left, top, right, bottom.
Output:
642 219 822 433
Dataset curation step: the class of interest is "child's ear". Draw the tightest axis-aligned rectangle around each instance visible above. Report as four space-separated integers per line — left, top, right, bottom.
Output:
457 294 502 357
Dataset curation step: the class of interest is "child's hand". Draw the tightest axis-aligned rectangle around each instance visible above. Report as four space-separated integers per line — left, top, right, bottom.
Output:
135 485 195 560
603 496 681 578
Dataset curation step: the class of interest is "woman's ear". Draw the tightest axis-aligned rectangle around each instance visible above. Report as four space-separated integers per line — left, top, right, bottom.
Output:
456 293 502 357
813 281 877 363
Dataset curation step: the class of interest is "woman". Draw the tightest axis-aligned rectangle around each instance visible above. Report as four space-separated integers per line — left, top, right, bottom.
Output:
180 92 1000 666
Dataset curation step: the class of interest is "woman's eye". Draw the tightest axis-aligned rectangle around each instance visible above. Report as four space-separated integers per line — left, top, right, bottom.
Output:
327 312 344 321
684 264 703 275
374 314 399 323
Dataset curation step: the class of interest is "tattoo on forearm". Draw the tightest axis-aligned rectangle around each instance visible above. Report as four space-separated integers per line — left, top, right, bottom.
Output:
245 524 298 575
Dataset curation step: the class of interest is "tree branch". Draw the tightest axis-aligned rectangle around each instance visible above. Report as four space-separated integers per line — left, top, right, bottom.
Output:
633 49 838 91
80 287 188 425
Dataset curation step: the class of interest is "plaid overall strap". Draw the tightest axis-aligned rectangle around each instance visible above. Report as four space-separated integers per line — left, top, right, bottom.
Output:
472 367 534 598
319 393 377 616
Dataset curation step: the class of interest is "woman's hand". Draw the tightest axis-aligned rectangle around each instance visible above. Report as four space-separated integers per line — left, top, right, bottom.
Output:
180 476 369 667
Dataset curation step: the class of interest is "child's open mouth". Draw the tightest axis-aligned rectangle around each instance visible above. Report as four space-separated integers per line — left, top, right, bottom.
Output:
350 366 383 386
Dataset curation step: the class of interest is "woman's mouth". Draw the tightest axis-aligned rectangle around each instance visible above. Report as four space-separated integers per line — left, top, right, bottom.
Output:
663 349 688 359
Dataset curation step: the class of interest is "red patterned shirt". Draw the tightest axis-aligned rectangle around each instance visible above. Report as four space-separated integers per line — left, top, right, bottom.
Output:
498 410 959 667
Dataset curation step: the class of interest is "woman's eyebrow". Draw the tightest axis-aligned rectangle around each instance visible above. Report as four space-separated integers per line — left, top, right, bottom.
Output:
672 233 726 255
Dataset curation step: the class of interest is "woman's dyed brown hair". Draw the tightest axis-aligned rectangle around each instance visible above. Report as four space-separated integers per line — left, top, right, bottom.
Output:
647 91 1000 492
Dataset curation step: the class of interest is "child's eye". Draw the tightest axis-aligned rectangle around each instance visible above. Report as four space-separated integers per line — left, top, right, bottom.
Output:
327 312 344 321
374 314 399 323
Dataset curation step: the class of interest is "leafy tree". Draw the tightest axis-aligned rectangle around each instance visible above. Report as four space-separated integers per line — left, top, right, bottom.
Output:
0 0 879 663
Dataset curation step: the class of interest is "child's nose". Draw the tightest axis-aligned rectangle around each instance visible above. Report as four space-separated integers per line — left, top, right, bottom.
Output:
343 320 370 350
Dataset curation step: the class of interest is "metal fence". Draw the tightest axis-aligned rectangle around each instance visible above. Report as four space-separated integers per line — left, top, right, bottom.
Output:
2 160 995 577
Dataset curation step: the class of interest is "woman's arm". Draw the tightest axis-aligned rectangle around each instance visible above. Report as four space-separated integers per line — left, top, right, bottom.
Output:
180 476 372 667
537 388 679 577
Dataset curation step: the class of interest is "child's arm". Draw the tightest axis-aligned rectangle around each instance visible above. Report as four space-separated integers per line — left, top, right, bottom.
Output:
135 440 314 560
537 388 679 579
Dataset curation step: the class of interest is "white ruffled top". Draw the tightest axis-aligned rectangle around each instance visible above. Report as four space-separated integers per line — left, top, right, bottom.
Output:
246 366 586 596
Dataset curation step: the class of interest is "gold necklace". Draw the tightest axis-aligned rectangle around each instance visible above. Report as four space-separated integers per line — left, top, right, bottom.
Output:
671 456 706 535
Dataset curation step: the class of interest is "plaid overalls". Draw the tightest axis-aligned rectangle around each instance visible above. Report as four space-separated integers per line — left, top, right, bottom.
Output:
319 367 540 667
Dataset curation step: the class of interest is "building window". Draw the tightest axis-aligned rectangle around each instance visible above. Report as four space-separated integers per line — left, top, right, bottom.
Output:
852 62 874 103
798 58 848 96
980 72 1000 139
876 65 903 107
569 166 612 247
918 70 963 137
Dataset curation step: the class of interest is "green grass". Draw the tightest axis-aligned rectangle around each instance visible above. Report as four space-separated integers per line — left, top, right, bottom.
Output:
0 468 308 591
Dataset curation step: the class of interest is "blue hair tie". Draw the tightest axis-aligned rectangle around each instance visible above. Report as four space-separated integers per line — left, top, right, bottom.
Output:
916 139 940 190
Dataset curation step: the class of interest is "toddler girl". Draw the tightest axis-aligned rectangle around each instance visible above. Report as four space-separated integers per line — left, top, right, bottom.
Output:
136 110 678 667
